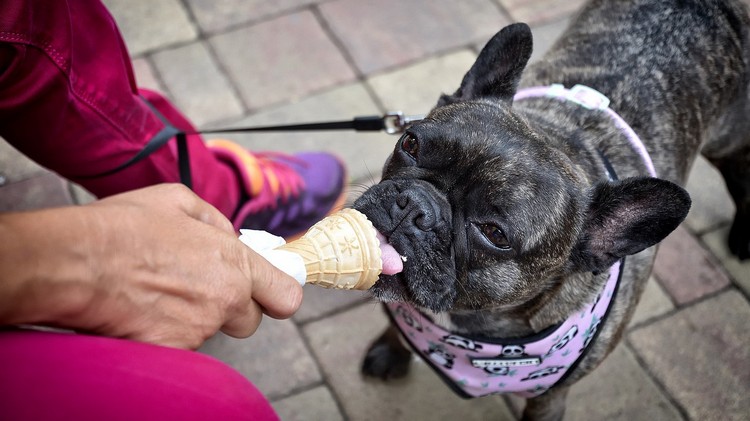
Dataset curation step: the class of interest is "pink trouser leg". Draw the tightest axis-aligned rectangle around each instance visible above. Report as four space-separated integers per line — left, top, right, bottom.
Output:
0 330 278 421
0 0 241 218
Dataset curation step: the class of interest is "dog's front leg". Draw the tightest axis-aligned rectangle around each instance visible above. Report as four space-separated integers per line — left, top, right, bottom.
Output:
521 386 570 421
361 324 413 380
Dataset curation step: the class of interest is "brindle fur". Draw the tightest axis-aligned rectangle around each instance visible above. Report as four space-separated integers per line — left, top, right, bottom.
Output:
354 1 750 420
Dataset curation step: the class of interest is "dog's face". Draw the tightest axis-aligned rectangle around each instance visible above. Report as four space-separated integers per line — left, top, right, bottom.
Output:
354 24 690 314
355 101 588 312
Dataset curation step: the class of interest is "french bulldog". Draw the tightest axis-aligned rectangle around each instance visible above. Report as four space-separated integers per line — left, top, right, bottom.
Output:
352 0 750 419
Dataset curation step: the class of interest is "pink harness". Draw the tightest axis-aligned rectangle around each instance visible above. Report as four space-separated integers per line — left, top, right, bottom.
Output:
385 260 621 398
386 85 656 398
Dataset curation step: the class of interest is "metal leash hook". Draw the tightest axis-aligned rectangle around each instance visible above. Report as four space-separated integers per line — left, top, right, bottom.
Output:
382 111 424 134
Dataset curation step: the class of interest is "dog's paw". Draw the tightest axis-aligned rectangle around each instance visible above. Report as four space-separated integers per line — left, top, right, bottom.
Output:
361 340 412 380
728 217 750 260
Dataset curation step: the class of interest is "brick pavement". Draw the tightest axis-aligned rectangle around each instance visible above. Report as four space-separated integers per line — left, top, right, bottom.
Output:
1 1 749 419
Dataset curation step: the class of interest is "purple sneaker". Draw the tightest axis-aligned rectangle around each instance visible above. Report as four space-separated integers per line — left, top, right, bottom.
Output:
208 139 347 239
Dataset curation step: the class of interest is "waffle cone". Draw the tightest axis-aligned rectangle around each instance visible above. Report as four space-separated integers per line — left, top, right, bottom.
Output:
276 209 382 290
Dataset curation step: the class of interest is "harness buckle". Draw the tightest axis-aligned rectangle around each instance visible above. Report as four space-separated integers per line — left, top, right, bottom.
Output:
548 84 610 110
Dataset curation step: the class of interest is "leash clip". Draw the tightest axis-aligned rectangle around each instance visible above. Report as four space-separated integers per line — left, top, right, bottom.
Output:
383 111 424 134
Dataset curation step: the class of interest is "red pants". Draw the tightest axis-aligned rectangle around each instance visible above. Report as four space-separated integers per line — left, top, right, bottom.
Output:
0 0 241 218
0 331 278 420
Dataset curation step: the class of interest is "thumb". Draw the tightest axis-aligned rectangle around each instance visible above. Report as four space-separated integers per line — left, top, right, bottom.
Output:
245 247 304 319
220 244 304 339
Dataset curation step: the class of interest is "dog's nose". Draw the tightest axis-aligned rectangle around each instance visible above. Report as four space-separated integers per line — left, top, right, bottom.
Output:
392 189 438 231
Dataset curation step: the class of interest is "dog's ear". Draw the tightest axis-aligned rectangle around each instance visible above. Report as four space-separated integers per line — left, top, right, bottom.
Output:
438 23 533 106
572 177 691 274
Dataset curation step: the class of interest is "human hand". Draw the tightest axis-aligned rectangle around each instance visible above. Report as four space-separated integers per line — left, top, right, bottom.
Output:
0 184 303 349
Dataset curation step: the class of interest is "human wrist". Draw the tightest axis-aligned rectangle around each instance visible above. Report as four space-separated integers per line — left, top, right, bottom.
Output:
0 207 100 328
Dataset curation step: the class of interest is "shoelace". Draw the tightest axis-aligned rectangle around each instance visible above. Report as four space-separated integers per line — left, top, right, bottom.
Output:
245 152 307 211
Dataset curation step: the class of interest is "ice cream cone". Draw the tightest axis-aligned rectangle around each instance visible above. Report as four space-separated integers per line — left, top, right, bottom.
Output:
276 208 382 290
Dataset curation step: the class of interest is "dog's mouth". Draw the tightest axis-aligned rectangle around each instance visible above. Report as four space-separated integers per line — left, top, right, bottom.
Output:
371 231 412 302
376 232 405 275
368 226 458 312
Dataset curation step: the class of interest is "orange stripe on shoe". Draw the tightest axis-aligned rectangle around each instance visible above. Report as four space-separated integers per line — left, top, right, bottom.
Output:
262 164 281 197
207 139 264 197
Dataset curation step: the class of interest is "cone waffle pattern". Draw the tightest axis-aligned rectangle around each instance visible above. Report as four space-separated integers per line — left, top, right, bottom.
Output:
277 209 382 290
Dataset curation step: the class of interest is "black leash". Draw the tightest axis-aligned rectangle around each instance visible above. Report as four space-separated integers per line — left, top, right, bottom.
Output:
190 112 421 135
81 102 423 190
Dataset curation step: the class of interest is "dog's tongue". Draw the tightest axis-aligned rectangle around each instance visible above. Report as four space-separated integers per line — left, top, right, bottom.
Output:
376 232 403 275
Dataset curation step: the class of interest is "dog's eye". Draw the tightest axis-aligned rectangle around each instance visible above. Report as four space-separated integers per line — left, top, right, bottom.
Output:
400 133 419 159
479 224 511 250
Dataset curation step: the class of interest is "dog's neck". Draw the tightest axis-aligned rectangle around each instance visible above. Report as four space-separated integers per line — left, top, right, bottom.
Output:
432 270 608 339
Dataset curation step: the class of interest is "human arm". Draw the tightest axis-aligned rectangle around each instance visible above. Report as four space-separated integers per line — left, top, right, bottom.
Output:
0 184 303 349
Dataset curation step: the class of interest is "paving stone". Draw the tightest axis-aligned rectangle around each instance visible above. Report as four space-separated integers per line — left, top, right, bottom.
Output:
294 285 370 324
367 50 478 115
210 11 356 111
366 24 568 113
208 83 394 182
185 0 320 34
0 138 46 183
131 58 165 93
527 18 570 63
0 172 73 212
684 155 735 234
319 0 509 75
199 319 321 400
653 225 731 305
496 0 586 26
271 386 344 421
102 0 198 56
628 276 674 328
302 303 515 421
702 226 750 297
151 42 244 126
629 290 750 421
565 345 682 420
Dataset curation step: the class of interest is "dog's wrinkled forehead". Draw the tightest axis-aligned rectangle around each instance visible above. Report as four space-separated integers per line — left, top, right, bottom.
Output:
427 101 531 143
415 101 572 183
409 101 586 253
